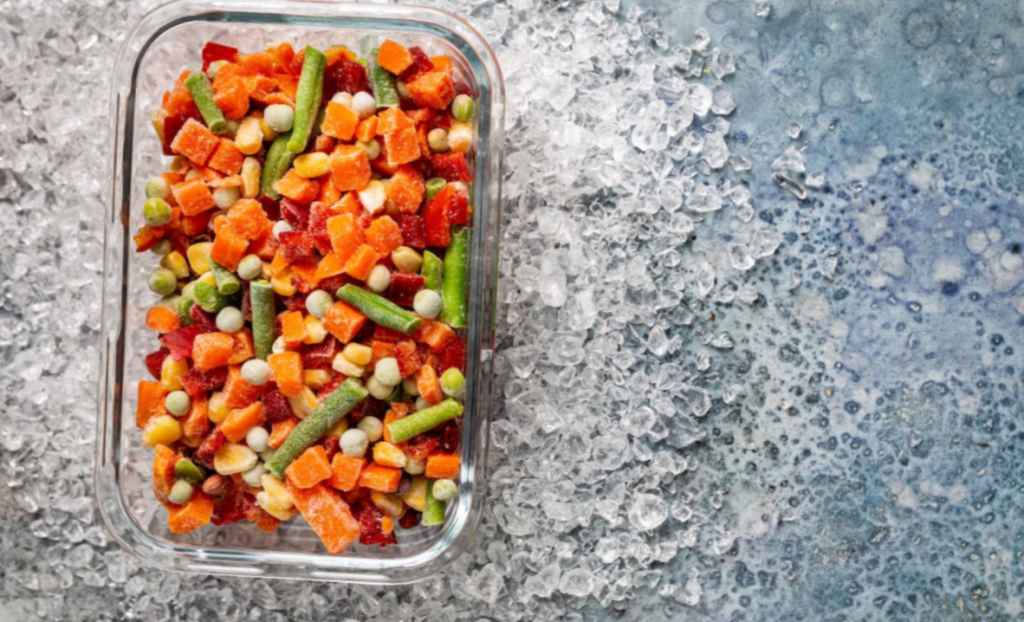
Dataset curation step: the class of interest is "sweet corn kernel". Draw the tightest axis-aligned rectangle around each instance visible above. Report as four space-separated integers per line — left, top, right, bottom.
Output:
160 251 190 279
302 369 332 390
186 243 214 274
286 386 318 420
327 416 349 438
198 272 217 288
151 108 168 143
241 157 261 199
370 491 405 518
234 117 263 155
401 476 428 512
142 415 182 448
293 152 330 178
259 473 294 509
372 441 408 469
302 315 327 345
332 352 365 378
160 356 188 392
260 261 274 281
213 442 258 475
391 246 423 273
207 390 229 423
357 180 387 214
258 116 279 142
271 267 297 296
448 121 473 154
342 343 372 366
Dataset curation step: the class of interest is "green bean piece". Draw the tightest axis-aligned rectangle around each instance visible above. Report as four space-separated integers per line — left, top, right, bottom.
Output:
336 284 422 335
368 48 400 108
386 398 464 444
184 72 227 134
421 480 448 527
265 379 368 478
286 45 327 154
193 281 229 313
249 280 276 361
260 131 296 200
440 227 469 328
422 251 444 292
207 258 241 296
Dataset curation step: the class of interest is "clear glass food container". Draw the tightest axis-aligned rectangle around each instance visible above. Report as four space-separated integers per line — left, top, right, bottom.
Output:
94 0 503 584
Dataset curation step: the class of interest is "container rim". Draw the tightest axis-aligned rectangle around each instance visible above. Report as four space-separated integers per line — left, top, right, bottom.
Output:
95 0 504 584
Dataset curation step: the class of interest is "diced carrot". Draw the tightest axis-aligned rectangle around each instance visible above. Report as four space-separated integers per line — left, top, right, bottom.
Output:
405 109 432 125
328 145 372 192
326 213 365 263
429 55 453 74
181 211 212 237
357 464 402 493
370 341 396 371
343 244 380 281
364 216 404 256
192 332 235 372
269 42 296 71
213 77 250 120
228 328 255 365
274 169 320 204
318 173 341 205
167 491 215 534
335 191 362 216
383 127 421 167
325 44 357 66
416 364 443 405
370 153 400 177
323 301 367 344
382 408 400 444
377 40 415 75
269 417 298 448
223 363 264 408
133 225 165 252
251 506 281 532
208 174 242 189
387 165 426 215
152 444 179 502
376 108 414 135
355 116 378 142
280 310 308 348
163 73 200 117
207 138 244 175
250 223 279 261
286 446 332 489
172 178 216 216
221 402 266 443
412 319 456 351
246 75 278 102
406 71 456 110
425 453 461 479
416 123 432 160
327 455 366 492
226 198 272 240
146 307 181 333
288 47 305 75
290 261 320 294
209 219 249 271
287 482 361 554
180 392 209 447
137 380 168 429
171 118 220 164
315 251 347 283
212 62 249 91
268 351 304 397
381 515 394 535
162 170 186 187
320 101 359 141
394 339 423 378
341 486 371 505
265 92 295 107
238 52 276 76
269 248 294 276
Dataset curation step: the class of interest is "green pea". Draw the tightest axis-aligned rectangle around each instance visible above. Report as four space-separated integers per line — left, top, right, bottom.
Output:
144 198 172 227
148 268 178 296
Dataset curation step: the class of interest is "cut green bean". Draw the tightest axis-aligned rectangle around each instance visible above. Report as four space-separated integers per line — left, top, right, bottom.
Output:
368 48 400 108
425 178 447 200
421 480 448 527
286 45 327 154
336 284 422 335
250 280 276 361
422 251 444 293
265 379 368 478
386 398 464 443
184 72 227 134
440 227 469 328
193 281 229 313
207 258 241 295
260 131 296 200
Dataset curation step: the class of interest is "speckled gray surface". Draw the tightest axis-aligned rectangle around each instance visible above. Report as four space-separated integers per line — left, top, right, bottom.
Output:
3 0 1024 620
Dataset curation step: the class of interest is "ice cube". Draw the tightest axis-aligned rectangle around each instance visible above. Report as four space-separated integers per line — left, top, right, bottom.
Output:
628 493 669 531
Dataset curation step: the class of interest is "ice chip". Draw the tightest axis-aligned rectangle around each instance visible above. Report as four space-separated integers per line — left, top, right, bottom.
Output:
787 120 803 139
690 27 711 54
710 83 736 116
710 48 736 78
729 244 755 271
628 493 669 531
631 99 667 152
686 83 713 116
559 568 596 597
686 185 722 213
772 145 806 173
621 406 658 436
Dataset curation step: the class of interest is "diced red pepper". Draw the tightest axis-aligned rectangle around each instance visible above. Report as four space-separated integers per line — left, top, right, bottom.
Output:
373 324 406 343
399 510 421 529
258 195 281 221
332 59 371 98
322 435 340 462
388 271 424 307
160 325 205 361
180 366 229 397
301 337 339 370
431 153 472 184
394 340 423 379
421 188 451 248
440 419 461 453
280 198 310 231
430 109 452 130
164 227 192 257
396 215 426 249
405 433 439 461
435 333 466 375
194 426 226 469
190 304 219 332
212 486 256 526
316 375 348 403
161 109 203 156
145 348 170 380
201 42 240 72
281 294 307 313
399 46 435 82
454 81 473 97
318 274 351 294
278 231 317 263
354 502 397 547
262 386 293 423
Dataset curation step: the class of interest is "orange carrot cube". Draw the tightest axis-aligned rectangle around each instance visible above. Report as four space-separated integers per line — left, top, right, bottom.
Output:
315 251 347 282
171 178 216 216
250 223 279 261
285 446 332 489
153 444 179 502
238 51 275 76
207 138 244 175
328 455 366 492
171 118 220 164
246 74 278 102
268 351 304 397
209 221 249 272
221 402 266 443
167 492 215 534
416 364 442 405
226 198 272 240
320 101 360 141
412 319 456 351
223 364 263 408
318 173 341 205
386 165 426 214
357 464 402 493
323 301 367 344
145 307 181 333
212 77 249 120
180 392 209 447
355 116 378 142
137 380 168 429
227 328 255 365
274 169 320 204
343 244 380 281
280 310 308 348
329 145 372 192
425 453 461 479
290 260 321 294
370 341 396 371
429 55 453 74
377 40 414 75
364 216 404 256
406 71 456 110
181 211 212 237
376 108 414 135
269 417 298 448
287 482 361 554
192 332 235 372
326 213 365 264
383 127 421 167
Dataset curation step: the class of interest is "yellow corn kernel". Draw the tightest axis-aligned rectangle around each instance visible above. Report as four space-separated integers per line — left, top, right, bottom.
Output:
213 442 258 475
160 356 188 392
401 476 428 512
331 352 364 378
258 117 279 142
448 121 473 154
391 246 423 273
271 267 297 297
160 251 190 279
302 315 327 345
287 386 318 420
372 442 408 469
241 157 262 199
198 272 217 288
234 117 264 155
151 108 168 143
260 473 294 509
256 491 297 521
207 391 229 423
293 152 331 178
186 243 214 275
342 343 372 366
142 415 182 448
370 491 405 518
327 416 349 438
302 369 332 390
260 261 274 281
